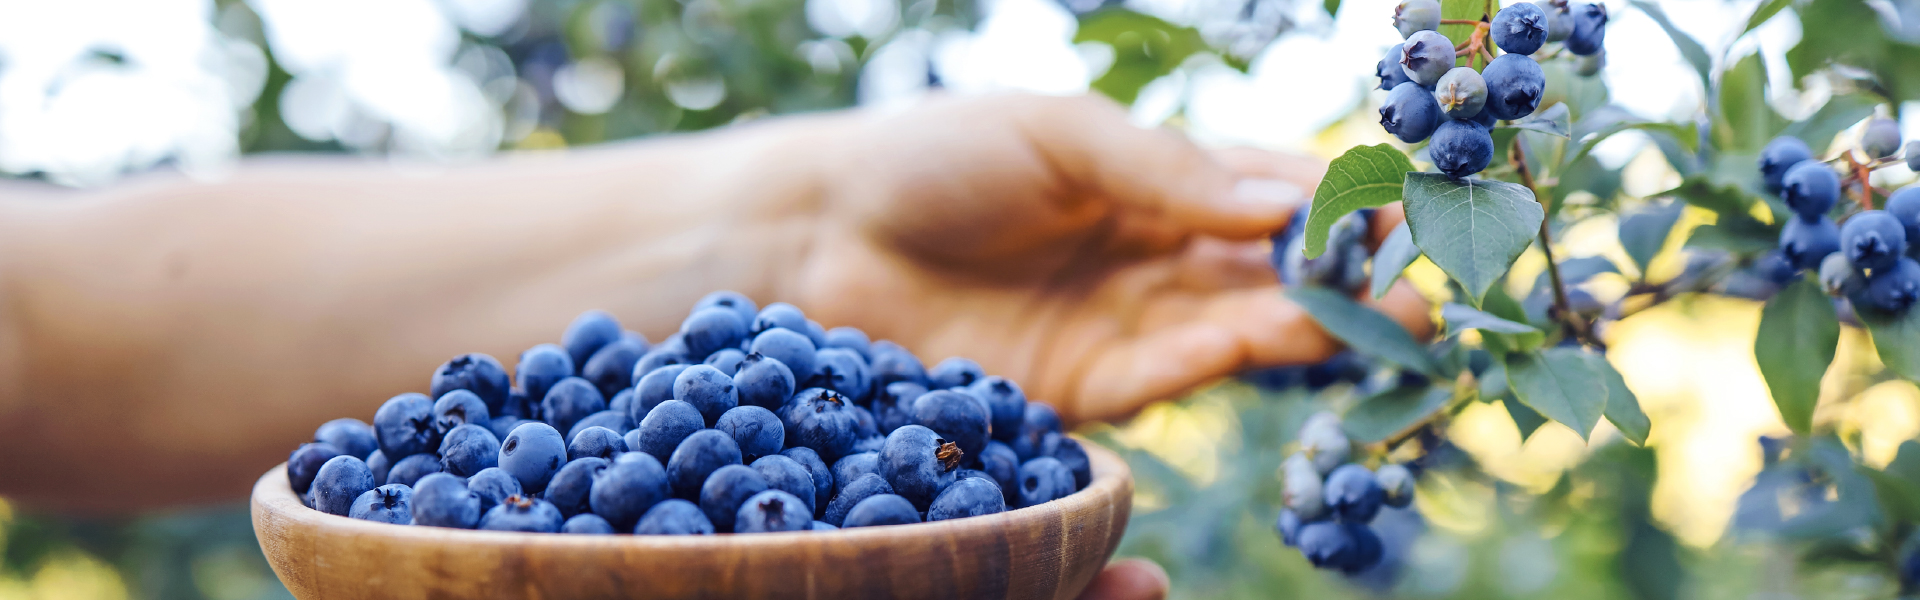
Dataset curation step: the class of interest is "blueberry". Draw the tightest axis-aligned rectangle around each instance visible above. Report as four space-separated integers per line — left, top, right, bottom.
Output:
1432 68 1486 120
314 419 378 460
787 388 862 461
833 452 882 495
410 472 482 529
1783 161 1840 219
386 453 444 488
1481 53 1544 121
311 455 375 516
500 388 534 420
734 353 797 411
872 381 926 434
1296 521 1355 569
349 484 413 524
566 410 635 444
693 290 758 327
568 426 628 461
1861 257 1920 313
1010 403 1063 461
927 477 1007 521
467 467 522 507
749 329 817 382
1564 2 1606 55
1468 105 1498 129
516 344 576 402
1376 464 1416 508
914 390 991 460
1760 137 1815 195
750 455 819 515
1844 210 1909 270
1885 187 1920 254
928 357 985 390
439 424 502 477
1429 119 1495 179
1398 30 1453 87
480 495 565 533
751 302 809 335
667 429 743 499
1392 0 1440 38
1047 436 1092 490
1490 2 1547 55
843 494 921 528
847 402 881 440
804 320 830 349
671 365 738 427
1535 0 1570 42
631 364 691 420
373 393 440 459
582 338 648 398
1380 82 1442 143
779 447 834 517
683 307 750 359
1342 523 1386 572
823 327 871 358
540 377 607 435
712 406 783 461
562 513 616 534
699 464 769 533
499 421 568 494
431 353 510 414
963 377 1026 441
1821 252 1867 297
1299 412 1350 475
1910 142 1920 173
366 449 391 486
1015 457 1075 508
1275 509 1303 546
1755 249 1803 286
811 348 873 403
1282 453 1328 519
561 310 624 369
1781 216 1843 271
607 389 635 417
704 348 747 375
734 490 813 533
487 417 526 442
634 400 705 462
1375 44 1414 91
432 390 492 435
978 441 1020 504
1323 464 1385 523
867 340 928 387
632 348 690 381
288 442 344 495
882 425 962 510
633 498 714 535
545 457 608 517
812 520 838 531
589 452 673 529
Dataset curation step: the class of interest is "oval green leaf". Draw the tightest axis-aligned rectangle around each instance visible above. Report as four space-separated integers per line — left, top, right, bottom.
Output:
1303 144 1415 259
1402 173 1544 307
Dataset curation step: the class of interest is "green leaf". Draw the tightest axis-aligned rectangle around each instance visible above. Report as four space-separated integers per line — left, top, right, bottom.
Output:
1856 303 1920 381
1505 347 1608 439
1499 103 1571 138
1662 176 1754 215
1371 223 1420 300
1074 12 1208 105
1323 0 1340 17
1342 385 1455 444
1754 279 1838 435
1438 0 1490 46
1685 211 1780 254
1586 353 1651 445
1781 94 1880 153
1865 441 1920 524
1303 144 1416 258
1715 52 1788 154
1442 303 1540 335
1402 174 1544 306
1478 360 1509 401
1742 0 1793 36
1619 200 1683 276
1286 287 1440 376
1504 396 1547 440
1629 0 1712 92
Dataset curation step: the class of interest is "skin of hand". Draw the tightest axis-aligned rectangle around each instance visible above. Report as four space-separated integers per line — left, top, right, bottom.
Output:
0 93 1427 511
1076 559 1170 600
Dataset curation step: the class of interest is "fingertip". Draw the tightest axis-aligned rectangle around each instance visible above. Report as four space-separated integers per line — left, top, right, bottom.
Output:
1077 559 1170 600
1368 202 1407 250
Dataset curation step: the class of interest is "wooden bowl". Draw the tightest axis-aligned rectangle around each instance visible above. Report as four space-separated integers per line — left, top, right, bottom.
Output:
251 439 1133 600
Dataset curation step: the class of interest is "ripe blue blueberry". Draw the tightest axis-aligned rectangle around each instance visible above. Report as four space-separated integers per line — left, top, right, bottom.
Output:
823 327 871 358
1010 403 1063 461
546 456 609 517
632 347 690 381
843 494 921 528
1862 257 1920 313
466 467 522 507
566 410 634 444
1781 216 1843 271
1755 249 1802 286
561 310 624 368
366 449 391 486
823 473 897 526
750 302 808 335
751 455 819 515
803 320 829 349
694 290 758 327
1884 187 1920 254
927 477 1007 521
812 347 872 403
1323 464 1385 523
373 393 440 459
588 452 672 529
867 340 929 387
1295 521 1355 569
674 365 739 427
704 348 747 375
288 442 343 495
632 364 691 419
1760 137 1815 195
667 429 744 499
749 329 817 383
567 426 628 461
1564 2 1606 55
608 389 635 417
431 353 510 414
812 520 837 531
1429 119 1494 179
1864 118 1902 159
734 353 797 411
1843 210 1909 270
716 406 785 460
349 484 413 525
1380 82 1442 143
1490 2 1547 55
735 490 813 533
966 377 1027 441
978 441 1021 505
311 455 375 516
1481 53 1544 121
1376 464 1416 508
1376 44 1414 91
873 381 927 434
780 447 834 516
1783 161 1840 219
1275 509 1303 546
634 400 706 462
562 513 616 534
1392 0 1440 38
1048 436 1092 490
439 424 502 476
480 495 565 533
833 452 883 496
682 307 750 359
516 344 575 402
385 453 444 488
699 464 770 533
540 377 607 435
633 499 715 535
881 425 962 510
1432 67 1486 120
928 357 984 390
487 417 526 442
500 388 533 420
499 421 568 494
1398 30 1454 86
1535 0 1570 42
787 388 862 461
582 337 648 397
314 418 378 460
432 390 491 435
410 472 482 529
913 390 991 459
1015 457 1076 508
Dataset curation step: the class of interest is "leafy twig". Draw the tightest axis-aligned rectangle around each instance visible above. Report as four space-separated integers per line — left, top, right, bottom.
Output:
1509 134 1598 347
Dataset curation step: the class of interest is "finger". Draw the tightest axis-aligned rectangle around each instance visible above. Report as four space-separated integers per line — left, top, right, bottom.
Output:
1011 96 1303 240
1076 559 1170 600
1369 202 1407 250
1173 238 1277 291
1211 147 1328 193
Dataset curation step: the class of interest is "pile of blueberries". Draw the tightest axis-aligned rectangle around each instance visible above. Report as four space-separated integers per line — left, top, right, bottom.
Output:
1376 0 1607 179
1759 121 1920 315
1274 413 1416 573
286 292 1090 534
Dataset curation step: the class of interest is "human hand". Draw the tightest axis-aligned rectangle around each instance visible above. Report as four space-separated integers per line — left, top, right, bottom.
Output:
784 94 1432 424
1076 559 1170 600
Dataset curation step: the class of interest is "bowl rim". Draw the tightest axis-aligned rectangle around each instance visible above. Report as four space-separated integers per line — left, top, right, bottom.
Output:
253 435 1133 546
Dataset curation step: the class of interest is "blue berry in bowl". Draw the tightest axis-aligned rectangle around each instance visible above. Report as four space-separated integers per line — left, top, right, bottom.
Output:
682 307 750 359
882 425 963 510
385 453 443 488
466 467 521 508
1015 457 1075 508
699 464 770 533
812 347 872 403
717 406 786 461
373 393 440 460
843 494 922 528
439 423 501 476
749 329 817 385
667 429 743 499
750 302 808 335
734 353 796 411
633 499 714 535
350 484 413 525
734 490 813 533
693 290 758 326
311 455 374 515
591 452 673 529
561 513 616 534
431 390 491 435
288 442 344 495
480 495 565 533
928 477 1007 521
431 353 511 415
561 310 624 368
751 455 819 515
499 421 568 494
314 419 378 460
410 472 482 529
516 344 575 402
868 340 929 387
566 426 627 462
823 473 896 526
631 364 691 419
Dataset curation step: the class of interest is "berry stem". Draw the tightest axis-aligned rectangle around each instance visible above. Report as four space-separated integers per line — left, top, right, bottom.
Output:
1510 136 1600 348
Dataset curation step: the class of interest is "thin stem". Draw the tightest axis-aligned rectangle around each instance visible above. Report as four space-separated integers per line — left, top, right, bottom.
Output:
1509 136 1595 347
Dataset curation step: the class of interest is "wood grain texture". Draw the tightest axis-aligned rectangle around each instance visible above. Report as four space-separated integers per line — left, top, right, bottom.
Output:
252 439 1132 600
